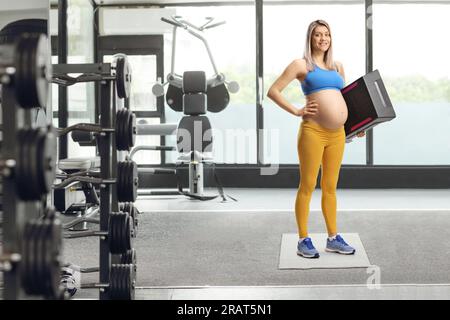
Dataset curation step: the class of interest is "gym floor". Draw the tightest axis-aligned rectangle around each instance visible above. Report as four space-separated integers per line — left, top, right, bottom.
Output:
67 188 450 300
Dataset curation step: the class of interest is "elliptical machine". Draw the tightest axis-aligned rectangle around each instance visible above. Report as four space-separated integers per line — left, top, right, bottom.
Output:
150 16 239 201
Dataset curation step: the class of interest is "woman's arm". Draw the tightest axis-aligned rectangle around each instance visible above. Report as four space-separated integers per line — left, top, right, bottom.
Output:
267 59 306 116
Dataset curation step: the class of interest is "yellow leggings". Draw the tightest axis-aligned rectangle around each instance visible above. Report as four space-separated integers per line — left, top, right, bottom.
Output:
295 120 345 238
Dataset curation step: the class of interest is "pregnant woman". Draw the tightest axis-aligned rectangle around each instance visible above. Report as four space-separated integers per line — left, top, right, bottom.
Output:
267 19 365 258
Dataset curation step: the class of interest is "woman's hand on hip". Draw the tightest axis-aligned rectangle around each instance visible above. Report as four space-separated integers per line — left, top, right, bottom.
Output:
300 99 319 117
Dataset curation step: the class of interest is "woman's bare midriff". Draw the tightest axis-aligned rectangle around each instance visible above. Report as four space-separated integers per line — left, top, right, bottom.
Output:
302 89 348 130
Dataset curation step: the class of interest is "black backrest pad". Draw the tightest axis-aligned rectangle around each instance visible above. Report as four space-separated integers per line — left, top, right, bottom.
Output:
183 93 206 115
183 71 206 93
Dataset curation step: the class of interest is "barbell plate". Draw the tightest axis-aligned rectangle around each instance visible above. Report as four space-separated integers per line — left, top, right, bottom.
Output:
125 264 134 300
36 129 56 194
15 34 49 109
130 161 138 202
109 264 121 299
46 213 63 298
115 109 125 151
117 162 125 202
16 128 56 200
125 213 132 250
127 110 136 149
22 222 34 293
109 213 119 254
110 264 134 300
115 56 131 99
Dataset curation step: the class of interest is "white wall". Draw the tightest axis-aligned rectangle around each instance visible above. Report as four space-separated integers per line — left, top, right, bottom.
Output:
100 7 176 35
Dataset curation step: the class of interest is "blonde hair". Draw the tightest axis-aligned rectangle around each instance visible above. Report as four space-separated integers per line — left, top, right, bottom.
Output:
303 19 338 72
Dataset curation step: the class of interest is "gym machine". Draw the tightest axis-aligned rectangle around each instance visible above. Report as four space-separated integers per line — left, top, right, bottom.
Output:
144 16 239 201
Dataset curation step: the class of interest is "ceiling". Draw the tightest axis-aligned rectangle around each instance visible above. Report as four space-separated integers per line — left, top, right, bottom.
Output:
48 0 449 5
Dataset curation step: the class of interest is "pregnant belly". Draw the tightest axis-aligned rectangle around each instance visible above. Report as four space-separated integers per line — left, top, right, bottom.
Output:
302 89 348 130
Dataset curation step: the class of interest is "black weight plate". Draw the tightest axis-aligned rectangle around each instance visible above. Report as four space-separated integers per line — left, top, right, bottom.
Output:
166 84 183 112
110 264 134 300
15 34 49 109
46 216 62 298
28 222 40 292
109 212 126 254
34 34 50 108
14 34 30 108
120 203 136 237
115 109 123 150
0 19 47 44
130 206 137 237
16 129 29 199
21 222 34 293
115 109 127 151
16 128 52 200
124 264 134 300
127 109 136 149
125 162 133 202
130 161 138 202
120 249 136 265
109 264 120 299
15 130 28 199
116 162 122 201
39 128 57 195
27 129 41 199
123 203 131 214
108 213 118 254
39 221 50 295
41 218 51 296
116 56 131 99
124 213 132 251
117 162 125 202
207 83 230 113
33 221 45 294
121 109 131 151
119 265 126 300
118 213 126 253
24 221 37 293
130 205 138 235
114 213 123 254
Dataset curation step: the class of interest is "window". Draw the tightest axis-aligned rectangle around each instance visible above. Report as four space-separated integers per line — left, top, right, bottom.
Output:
104 54 161 165
67 0 95 158
373 3 450 165
162 6 257 164
263 2 366 164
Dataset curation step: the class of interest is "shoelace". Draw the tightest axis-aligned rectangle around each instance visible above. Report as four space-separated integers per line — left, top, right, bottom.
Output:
336 235 348 246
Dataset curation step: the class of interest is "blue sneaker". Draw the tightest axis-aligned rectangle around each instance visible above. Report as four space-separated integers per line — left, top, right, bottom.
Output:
326 235 355 255
297 237 320 259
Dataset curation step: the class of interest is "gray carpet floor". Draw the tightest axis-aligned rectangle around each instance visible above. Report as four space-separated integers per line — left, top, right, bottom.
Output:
61 210 450 287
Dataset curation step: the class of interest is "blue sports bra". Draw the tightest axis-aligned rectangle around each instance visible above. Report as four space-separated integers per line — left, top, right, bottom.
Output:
300 64 344 95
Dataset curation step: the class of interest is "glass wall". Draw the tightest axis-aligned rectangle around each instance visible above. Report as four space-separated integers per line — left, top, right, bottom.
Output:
263 2 366 165
66 0 95 158
104 54 161 165
162 6 257 164
373 3 450 165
